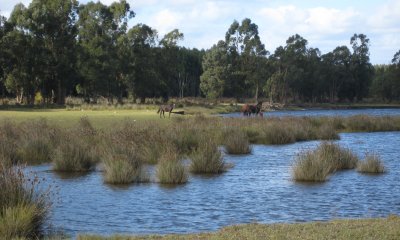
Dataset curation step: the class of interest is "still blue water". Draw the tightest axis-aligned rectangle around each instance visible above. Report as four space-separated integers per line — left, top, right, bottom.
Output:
29 131 400 236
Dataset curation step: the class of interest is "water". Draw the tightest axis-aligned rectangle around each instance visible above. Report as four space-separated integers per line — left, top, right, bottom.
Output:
221 108 400 118
29 131 400 237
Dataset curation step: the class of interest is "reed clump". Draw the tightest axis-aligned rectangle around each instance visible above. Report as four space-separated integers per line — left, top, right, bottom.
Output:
357 153 386 174
319 142 359 171
0 164 51 239
190 137 225 174
156 147 188 184
292 142 359 182
102 147 148 184
52 138 97 172
17 136 52 165
224 129 252 154
261 121 296 145
292 149 332 182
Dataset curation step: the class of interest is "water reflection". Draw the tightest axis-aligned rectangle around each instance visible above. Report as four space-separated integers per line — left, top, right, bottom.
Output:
29 131 400 236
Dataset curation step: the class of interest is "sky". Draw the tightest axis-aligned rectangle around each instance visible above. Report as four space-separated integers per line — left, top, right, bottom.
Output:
1 0 399 64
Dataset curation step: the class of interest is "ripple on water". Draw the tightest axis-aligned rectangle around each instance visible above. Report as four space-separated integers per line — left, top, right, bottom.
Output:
27 131 400 236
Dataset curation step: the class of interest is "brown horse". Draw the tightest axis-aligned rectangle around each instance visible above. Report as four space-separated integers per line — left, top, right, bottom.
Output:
157 104 175 118
241 102 263 117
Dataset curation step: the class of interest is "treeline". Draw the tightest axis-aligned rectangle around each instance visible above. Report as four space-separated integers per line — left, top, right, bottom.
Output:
0 0 399 105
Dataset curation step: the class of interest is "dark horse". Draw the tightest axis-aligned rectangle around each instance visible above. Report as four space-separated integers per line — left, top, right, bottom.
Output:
157 104 175 118
241 102 263 117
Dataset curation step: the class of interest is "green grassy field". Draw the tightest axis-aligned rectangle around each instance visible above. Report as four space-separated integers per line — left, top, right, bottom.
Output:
0 109 175 128
79 216 400 240
0 104 238 128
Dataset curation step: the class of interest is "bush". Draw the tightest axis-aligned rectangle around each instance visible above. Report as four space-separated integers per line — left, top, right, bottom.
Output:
190 138 225 174
224 130 252 154
156 148 187 184
357 153 386 174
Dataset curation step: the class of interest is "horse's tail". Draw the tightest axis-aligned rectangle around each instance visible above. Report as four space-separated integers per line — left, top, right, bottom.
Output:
157 107 160 113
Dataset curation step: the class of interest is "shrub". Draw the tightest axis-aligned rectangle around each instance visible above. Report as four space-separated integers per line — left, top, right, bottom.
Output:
102 148 147 184
190 138 225 174
0 165 51 239
224 130 252 154
357 153 386 174
52 140 96 172
156 148 187 184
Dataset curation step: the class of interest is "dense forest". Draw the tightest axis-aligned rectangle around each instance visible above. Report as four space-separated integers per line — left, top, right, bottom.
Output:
0 0 399 105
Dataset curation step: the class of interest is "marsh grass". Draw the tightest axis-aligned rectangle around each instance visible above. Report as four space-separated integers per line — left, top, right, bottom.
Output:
344 115 400 132
17 137 52 165
0 164 51 239
52 139 96 172
318 142 359 171
190 137 225 174
224 129 252 154
261 122 296 145
292 142 359 182
0 138 17 167
292 149 332 182
156 147 188 184
102 147 148 184
357 153 386 174
172 128 200 154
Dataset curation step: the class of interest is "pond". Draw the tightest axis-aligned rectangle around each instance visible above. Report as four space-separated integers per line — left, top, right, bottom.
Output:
221 108 400 118
29 131 400 237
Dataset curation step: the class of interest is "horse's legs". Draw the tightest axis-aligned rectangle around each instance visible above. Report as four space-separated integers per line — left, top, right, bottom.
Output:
168 110 171 118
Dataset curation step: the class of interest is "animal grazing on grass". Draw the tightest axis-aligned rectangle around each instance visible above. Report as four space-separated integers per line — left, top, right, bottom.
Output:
157 104 175 118
241 102 263 117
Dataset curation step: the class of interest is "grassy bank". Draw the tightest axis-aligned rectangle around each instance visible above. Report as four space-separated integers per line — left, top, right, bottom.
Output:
78 215 400 240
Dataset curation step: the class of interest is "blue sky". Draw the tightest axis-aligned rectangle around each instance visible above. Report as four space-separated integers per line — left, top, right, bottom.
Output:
1 0 399 64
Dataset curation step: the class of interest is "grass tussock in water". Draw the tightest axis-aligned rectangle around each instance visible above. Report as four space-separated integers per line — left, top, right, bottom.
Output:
102 147 148 184
0 164 51 239
357 153 386 174
190 137 226 174
292 142 359 182
52 139 97 172
224 129 252 154
156 147 188 184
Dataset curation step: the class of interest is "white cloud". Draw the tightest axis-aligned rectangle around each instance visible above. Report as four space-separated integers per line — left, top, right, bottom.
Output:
367 0 400 30
150 9 183 36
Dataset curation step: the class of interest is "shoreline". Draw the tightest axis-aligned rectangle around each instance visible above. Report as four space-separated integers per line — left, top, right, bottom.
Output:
78 216 400 239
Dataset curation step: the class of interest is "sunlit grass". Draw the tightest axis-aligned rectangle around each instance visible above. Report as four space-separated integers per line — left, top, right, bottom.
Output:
292 142 359 182
77 216 400 240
